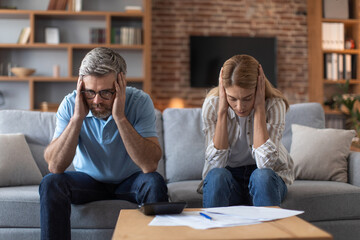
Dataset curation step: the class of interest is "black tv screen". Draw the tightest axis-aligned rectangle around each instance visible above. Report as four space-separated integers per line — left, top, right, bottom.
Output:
190 36 277 88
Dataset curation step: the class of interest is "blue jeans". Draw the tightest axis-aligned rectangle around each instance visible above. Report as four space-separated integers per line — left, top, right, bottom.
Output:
203 165 287 207
39 171 168 240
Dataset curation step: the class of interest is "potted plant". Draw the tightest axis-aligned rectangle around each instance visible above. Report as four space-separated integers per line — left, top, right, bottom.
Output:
332 80 360 148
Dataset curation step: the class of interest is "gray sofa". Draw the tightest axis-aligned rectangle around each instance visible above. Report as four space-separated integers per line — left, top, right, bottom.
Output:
0 102 359 240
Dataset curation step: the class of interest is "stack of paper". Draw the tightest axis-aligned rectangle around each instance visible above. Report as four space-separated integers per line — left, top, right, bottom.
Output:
149 206 304 230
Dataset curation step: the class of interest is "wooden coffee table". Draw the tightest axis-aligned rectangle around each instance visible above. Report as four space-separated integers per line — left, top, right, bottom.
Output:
112 208 333 240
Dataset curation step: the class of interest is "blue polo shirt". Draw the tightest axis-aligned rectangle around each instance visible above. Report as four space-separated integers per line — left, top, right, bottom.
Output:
53 87 158 183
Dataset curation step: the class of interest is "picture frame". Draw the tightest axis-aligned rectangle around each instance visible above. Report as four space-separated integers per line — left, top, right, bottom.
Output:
45 27 60 44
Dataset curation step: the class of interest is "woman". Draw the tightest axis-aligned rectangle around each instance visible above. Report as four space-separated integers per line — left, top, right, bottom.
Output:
199 54 294 208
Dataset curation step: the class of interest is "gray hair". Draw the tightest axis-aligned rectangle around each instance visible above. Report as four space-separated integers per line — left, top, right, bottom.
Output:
79 47 127 76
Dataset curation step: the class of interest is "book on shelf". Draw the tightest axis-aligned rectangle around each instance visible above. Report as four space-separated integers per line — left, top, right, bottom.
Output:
72 0 82 11
351 54 357 79
17 27 31 44
322 22 344 50
324 53 354 80
56 0 68 10
338 54 344 80
331 53 338 80
111 27 142 45
325 53 332 80
111 28 121 44
47 0 68 10
47 0 57 10
345 54 351 80
90 28 106 44
325 114 346 129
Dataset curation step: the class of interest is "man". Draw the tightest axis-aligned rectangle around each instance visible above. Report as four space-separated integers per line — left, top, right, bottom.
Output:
39 47 168 240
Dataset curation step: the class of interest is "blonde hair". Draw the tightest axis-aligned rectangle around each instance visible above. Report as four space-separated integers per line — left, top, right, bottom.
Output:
206 54 289 110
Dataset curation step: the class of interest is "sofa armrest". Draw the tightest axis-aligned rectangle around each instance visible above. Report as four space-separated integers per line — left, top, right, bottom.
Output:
348 151 360 187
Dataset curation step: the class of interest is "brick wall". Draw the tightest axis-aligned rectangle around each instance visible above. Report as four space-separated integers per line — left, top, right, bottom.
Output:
152 0 308 111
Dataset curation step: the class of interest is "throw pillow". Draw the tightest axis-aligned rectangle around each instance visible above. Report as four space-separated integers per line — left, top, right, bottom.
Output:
0 133 43 186
290 124 356 182
163 108 205 183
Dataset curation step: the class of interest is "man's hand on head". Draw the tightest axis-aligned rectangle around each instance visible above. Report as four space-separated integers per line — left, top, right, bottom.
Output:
74 76 89 121
112 72 127 122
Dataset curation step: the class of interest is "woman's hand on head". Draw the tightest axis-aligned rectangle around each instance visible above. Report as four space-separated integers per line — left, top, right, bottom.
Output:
254 64 266 110
218 67 229 115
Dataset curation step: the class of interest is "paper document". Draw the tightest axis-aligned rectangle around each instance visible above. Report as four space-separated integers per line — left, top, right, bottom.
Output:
149 206 303 230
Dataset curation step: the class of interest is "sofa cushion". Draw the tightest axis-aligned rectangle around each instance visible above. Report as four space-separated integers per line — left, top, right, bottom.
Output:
0 110 55 147
0 185 138 229
0 134 43 186
27 143 50 177
349 151 360 186
290 124 355 182
163 108 205 183
167 180 203 208
0 110 56 176
0 186 41 228
282 102 325 152
281 180 360 222
311 220 360 240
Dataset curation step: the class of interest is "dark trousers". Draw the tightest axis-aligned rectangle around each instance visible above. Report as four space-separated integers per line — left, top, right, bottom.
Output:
39 171 168 240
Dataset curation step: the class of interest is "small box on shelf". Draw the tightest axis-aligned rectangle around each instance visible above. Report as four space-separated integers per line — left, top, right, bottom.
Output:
124 6 142 13
323 0 349 19
40 102 59 112
45 27 60 44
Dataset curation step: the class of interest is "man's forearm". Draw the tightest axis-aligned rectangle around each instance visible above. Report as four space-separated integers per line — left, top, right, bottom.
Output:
115 117 161 173
44 117 83 173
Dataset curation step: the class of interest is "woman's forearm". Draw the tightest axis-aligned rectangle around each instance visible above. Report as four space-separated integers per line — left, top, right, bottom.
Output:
253 107 269 148
213 111 229 150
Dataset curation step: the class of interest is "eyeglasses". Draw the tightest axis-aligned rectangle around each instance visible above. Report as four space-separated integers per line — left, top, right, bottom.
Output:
81 89 115 100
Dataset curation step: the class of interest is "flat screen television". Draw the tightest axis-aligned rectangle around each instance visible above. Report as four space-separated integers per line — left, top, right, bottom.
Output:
190 36 277 88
